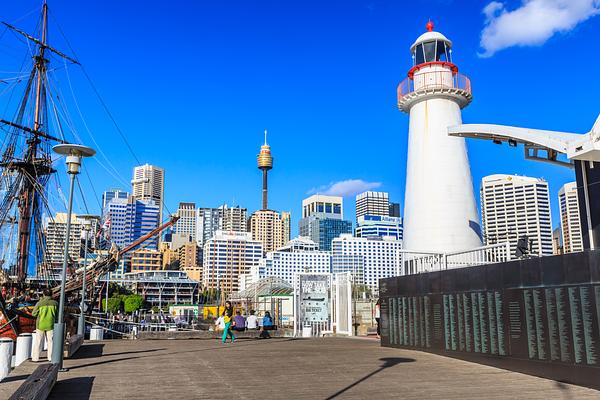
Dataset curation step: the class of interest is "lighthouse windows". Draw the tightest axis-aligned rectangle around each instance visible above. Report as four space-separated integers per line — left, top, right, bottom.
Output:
423 41 436 63
413 40 452 65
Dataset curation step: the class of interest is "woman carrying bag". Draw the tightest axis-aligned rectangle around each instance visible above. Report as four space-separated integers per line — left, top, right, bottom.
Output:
221 301 236 344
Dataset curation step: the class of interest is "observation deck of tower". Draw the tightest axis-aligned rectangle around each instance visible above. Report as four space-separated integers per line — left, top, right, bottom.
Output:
257 130 273 210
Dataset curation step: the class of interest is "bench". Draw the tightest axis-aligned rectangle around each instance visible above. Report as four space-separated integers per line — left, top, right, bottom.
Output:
63 334 83 358
8 363 59 400
137 328 286 340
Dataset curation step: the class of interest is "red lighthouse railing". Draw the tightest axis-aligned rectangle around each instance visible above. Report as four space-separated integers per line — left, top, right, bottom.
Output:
398 70 471 99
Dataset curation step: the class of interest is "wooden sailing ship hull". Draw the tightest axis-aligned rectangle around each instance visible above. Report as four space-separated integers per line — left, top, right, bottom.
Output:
0 305 79 340
0 306 35 340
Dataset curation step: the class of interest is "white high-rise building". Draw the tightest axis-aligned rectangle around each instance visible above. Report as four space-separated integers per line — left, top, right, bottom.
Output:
355 191 389 221
251 237 331 286
174 202 196 241
331 234 402 293
196 207 223 247
132 164 165 221
559 182 584 254
398 22 482 253
202 231 262 294
302 195 343 219
355 215 403 240
481 174 553 257
44 213 83 276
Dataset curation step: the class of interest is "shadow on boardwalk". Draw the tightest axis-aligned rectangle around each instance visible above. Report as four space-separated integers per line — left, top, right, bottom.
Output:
49 377 95 400
326 357 415 399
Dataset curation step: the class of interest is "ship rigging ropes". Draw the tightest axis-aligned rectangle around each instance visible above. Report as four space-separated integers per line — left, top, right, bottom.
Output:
0 4 153 284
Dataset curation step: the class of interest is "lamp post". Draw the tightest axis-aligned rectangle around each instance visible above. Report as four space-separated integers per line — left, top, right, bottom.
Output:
51 144 95 370
77 215 97 336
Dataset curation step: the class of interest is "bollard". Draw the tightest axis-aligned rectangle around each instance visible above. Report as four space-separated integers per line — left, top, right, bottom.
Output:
15 333 32 367
90 325 104 341
0 337 14 382
302 325 312 338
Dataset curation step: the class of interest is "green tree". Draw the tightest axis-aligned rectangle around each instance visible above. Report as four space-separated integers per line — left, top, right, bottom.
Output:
124 294 145 313
103 296 123 314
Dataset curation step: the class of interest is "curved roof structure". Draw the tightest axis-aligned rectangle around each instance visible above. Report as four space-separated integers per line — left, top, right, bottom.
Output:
231 277 293 300
410 31 452 52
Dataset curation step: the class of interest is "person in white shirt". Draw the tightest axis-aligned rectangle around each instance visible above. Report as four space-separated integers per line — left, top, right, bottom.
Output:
246 310 258 330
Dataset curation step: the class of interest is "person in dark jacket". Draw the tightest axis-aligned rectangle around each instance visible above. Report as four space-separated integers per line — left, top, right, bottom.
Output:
31 289 58 362
221 301 235 343
259 311 274 339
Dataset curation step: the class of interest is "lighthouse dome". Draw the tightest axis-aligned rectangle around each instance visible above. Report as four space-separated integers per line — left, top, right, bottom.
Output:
410 23 453 66
410 31 452 53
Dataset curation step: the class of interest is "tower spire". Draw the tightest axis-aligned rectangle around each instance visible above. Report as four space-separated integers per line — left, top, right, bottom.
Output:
257 130 273 210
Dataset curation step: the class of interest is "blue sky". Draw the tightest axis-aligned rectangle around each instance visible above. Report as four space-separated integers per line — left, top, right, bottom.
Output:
1 1 599 238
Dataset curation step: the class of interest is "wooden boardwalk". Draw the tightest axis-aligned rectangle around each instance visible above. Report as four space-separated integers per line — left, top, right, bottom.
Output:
2 337 599 399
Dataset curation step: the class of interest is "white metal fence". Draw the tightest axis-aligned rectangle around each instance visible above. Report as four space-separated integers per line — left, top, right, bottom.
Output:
401 242 512 274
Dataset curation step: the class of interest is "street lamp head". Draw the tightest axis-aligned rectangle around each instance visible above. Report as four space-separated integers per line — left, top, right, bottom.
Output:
52 144 96 174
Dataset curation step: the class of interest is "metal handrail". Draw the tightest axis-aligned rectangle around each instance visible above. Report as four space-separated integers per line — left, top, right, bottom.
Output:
402 242 512 274
398 70 471 99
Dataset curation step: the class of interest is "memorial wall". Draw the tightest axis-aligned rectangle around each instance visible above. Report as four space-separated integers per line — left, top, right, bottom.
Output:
379 250 600 389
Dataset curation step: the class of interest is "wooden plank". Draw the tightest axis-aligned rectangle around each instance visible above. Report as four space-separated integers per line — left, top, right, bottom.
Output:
63 334 83 358
8 363 58 400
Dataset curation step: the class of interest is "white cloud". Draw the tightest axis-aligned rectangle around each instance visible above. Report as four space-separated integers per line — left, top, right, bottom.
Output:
479 0 600 57
307 179 382 197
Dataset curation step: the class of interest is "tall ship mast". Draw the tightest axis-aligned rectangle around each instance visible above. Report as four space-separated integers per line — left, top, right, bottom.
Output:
0 1 78 284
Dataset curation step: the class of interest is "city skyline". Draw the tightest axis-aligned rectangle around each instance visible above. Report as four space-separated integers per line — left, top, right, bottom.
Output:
1 2 597 238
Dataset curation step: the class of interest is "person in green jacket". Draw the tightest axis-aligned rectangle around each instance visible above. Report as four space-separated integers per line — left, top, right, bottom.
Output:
31 289 58 362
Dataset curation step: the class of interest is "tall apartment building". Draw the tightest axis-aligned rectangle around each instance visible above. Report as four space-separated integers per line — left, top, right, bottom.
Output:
174 202 196 241
249 210 291 253
196 207 223 246
355 215 403 240
202 231 262 294
104 196 161 273
299 195 352 251
559 181 584 254
331 234 402 292
132 164 164 221
355 191 389 221
43 213 83 275
221 205 247 232
480 174 553 257
251 237 331 285
178 241 200 269
101 189 129 211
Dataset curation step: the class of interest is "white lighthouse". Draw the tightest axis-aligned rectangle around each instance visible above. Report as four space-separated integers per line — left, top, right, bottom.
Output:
399 21 482 253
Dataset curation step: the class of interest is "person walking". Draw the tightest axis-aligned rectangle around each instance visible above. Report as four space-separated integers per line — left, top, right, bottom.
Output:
31 289 58 362
375 299 381 339
221 301 235 344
